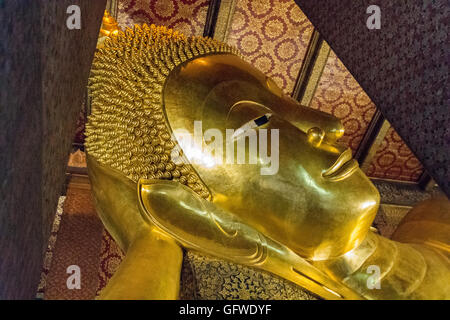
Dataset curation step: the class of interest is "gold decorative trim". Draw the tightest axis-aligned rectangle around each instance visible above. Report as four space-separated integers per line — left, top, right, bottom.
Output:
213 0 237 42
291 30 330 106
106 0 119 19
369 176 419 186
360 119 390 172
68 149 87 168
300 40 330 106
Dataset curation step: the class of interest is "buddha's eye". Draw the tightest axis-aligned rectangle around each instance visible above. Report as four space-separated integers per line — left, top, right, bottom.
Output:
253 114 271 126
232 114 272 140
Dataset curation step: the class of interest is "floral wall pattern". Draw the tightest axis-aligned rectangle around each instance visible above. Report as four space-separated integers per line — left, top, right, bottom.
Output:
294 0 449 193
309 49 424 182
366 126 424 182
117 0 209 36
309 50 377 154
72 0 427 183
226 0 313 93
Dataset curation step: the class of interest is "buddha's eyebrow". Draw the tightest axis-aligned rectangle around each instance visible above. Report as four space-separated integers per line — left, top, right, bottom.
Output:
231 114 272 140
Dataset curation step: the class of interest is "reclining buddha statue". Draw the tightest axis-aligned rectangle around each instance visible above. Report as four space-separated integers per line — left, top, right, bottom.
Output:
85 23 450 300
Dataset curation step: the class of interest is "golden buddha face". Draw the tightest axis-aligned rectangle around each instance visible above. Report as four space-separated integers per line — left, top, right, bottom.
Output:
163 54 380 260
86 25 379 262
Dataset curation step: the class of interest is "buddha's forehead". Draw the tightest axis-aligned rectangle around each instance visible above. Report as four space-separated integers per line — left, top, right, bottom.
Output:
163 54 344 141
163 54 276 132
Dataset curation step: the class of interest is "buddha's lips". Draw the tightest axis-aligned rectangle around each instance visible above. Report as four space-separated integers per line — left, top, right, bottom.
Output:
322 148 358 181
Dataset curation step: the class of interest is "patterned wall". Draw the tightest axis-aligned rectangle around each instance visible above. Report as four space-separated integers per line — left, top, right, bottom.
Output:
117 0 209 36
309 50 377 154
294 0 449 194
226 0 313 93
73 0 209 146
367 126 424 182
308 49 425 182
73 0 427 183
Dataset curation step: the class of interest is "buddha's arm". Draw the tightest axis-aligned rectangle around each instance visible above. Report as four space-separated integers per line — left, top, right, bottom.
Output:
98 226 182 300
315 231 449 299
315 198 450 300
391 196 450 255
87 156 183 299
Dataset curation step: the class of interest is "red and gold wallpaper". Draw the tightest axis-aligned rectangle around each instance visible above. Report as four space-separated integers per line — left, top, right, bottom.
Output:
366 126 424 182
116 0 209 36
226 0 313 93
295 1 448 193
72 1 426 183
309 49 424 181
309 50 377 154
97 230 124 295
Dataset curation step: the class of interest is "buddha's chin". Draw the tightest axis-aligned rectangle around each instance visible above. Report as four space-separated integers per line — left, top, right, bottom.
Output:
306 198 379 260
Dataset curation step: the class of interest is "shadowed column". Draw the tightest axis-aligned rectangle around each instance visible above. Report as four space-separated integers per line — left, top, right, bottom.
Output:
0 0 106 299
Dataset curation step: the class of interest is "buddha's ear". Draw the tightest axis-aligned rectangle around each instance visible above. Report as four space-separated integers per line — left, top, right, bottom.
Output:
137 178 206 234
136 178 244 251
136 177 279 263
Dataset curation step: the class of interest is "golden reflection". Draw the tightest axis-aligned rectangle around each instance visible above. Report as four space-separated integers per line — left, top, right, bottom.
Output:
99 11 120 37
85 19 450 300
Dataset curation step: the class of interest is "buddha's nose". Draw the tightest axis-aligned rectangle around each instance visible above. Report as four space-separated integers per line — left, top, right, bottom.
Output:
307 126 348 158
307 127 326 147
